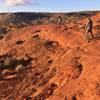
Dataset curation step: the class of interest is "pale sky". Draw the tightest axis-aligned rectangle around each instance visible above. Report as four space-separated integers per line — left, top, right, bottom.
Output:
0 0 100 12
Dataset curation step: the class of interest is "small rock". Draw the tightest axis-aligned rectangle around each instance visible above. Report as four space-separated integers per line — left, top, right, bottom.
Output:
16 40 25 45
48 60 53 64
52 41 59 46
32 35 39 39
2 69 11 76
34 30 41 33
15 64 24 71
24 57 29 61
3 57 13 66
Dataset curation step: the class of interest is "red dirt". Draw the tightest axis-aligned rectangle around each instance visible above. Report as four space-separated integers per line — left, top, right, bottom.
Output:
0 13 100 100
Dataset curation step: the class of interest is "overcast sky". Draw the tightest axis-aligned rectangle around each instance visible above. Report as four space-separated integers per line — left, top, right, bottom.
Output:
0 0 100 12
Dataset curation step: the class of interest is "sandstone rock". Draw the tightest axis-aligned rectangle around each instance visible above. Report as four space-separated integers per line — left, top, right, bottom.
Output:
2 69 11 76
15 64 24 71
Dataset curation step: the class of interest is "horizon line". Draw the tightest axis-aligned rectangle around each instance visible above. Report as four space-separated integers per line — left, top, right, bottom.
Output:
0 10 100 13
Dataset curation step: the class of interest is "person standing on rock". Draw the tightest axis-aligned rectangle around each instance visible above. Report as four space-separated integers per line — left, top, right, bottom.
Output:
85 17 94 40
58 16 62 25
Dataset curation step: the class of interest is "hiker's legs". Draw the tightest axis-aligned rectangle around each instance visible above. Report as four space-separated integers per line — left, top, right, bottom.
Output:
84 30 88 39
58 20 61 25
85 30 94 40
90 30 94 39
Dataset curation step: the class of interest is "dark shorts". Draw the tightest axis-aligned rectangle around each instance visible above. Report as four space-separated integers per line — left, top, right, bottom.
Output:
87 29 92 32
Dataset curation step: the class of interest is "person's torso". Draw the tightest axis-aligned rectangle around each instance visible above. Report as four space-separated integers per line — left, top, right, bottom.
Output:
87 20 93 30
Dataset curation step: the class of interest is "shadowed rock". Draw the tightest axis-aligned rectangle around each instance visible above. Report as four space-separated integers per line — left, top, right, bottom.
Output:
16 40 25 45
